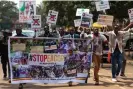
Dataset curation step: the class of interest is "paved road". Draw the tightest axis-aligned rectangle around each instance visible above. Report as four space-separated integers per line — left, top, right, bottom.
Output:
0 63 133 89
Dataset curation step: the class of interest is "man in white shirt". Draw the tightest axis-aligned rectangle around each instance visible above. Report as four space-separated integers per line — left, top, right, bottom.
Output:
105 23 133 82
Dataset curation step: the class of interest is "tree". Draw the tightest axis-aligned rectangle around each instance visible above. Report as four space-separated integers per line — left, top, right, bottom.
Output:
0 1 18 29
38 1 133 26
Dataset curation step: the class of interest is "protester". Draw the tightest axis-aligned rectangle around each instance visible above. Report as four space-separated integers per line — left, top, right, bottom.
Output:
120 23 131 77
80 28 107 85
0 30 12 80
15 28 27 37
105 23 133 82
63 27 80 38
13 28 27 84
92 28 107 85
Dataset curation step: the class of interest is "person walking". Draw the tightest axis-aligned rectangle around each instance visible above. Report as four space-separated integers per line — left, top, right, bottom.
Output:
0 30 12 80
80 28 107 85
91 28 107 85
105 23 133 82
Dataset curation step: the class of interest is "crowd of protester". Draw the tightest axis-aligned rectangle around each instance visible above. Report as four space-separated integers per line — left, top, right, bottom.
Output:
0 21 133 85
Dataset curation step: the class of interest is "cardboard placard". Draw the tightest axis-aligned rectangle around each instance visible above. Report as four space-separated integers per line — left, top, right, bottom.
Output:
97 14 114 26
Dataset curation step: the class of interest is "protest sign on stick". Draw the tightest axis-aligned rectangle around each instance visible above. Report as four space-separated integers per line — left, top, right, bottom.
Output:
19 0 36 23
97 14 114 26
31 15 41 30
47 10 58 24
74 19 81 27
95 0 110 11
76 8 89 16
81 13 93 28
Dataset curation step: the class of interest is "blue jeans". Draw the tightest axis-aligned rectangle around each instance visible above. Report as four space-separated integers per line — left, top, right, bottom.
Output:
111 50 123 78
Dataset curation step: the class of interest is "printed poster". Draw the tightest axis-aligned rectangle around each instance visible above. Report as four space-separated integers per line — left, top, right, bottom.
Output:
31 15 41 29
95 0 110 11
76 8 90 16
81 13 93 28
47 10 58 24
12 43 26 51
9 37 92 84
97 14 114 26
30 46 44 53
19 0 36 23
128 8 133 23
74 19 81 27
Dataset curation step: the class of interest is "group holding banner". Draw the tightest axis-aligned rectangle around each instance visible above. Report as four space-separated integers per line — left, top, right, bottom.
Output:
9 37 93 84
12 0 133 86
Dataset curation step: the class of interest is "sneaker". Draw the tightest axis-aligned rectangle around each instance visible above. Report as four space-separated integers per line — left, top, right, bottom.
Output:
112 78 117 82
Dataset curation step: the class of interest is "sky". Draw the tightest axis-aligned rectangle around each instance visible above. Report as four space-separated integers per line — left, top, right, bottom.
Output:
5 0 43 7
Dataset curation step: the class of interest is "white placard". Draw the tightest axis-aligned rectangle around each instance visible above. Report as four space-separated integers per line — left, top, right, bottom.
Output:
76 8 89 16
95 0 110 11
19 0 36 23
31 15 41 29
128 8 133 23
97 14 114 26
74 19 81 27
81 13 93 28
47 10 58 24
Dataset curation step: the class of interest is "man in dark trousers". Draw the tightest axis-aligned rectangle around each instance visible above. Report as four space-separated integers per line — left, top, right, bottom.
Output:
0 30 12 80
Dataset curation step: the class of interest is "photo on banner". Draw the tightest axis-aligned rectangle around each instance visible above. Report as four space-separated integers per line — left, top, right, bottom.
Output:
19 0 36 23
81 13 93 28
128 8 133 23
